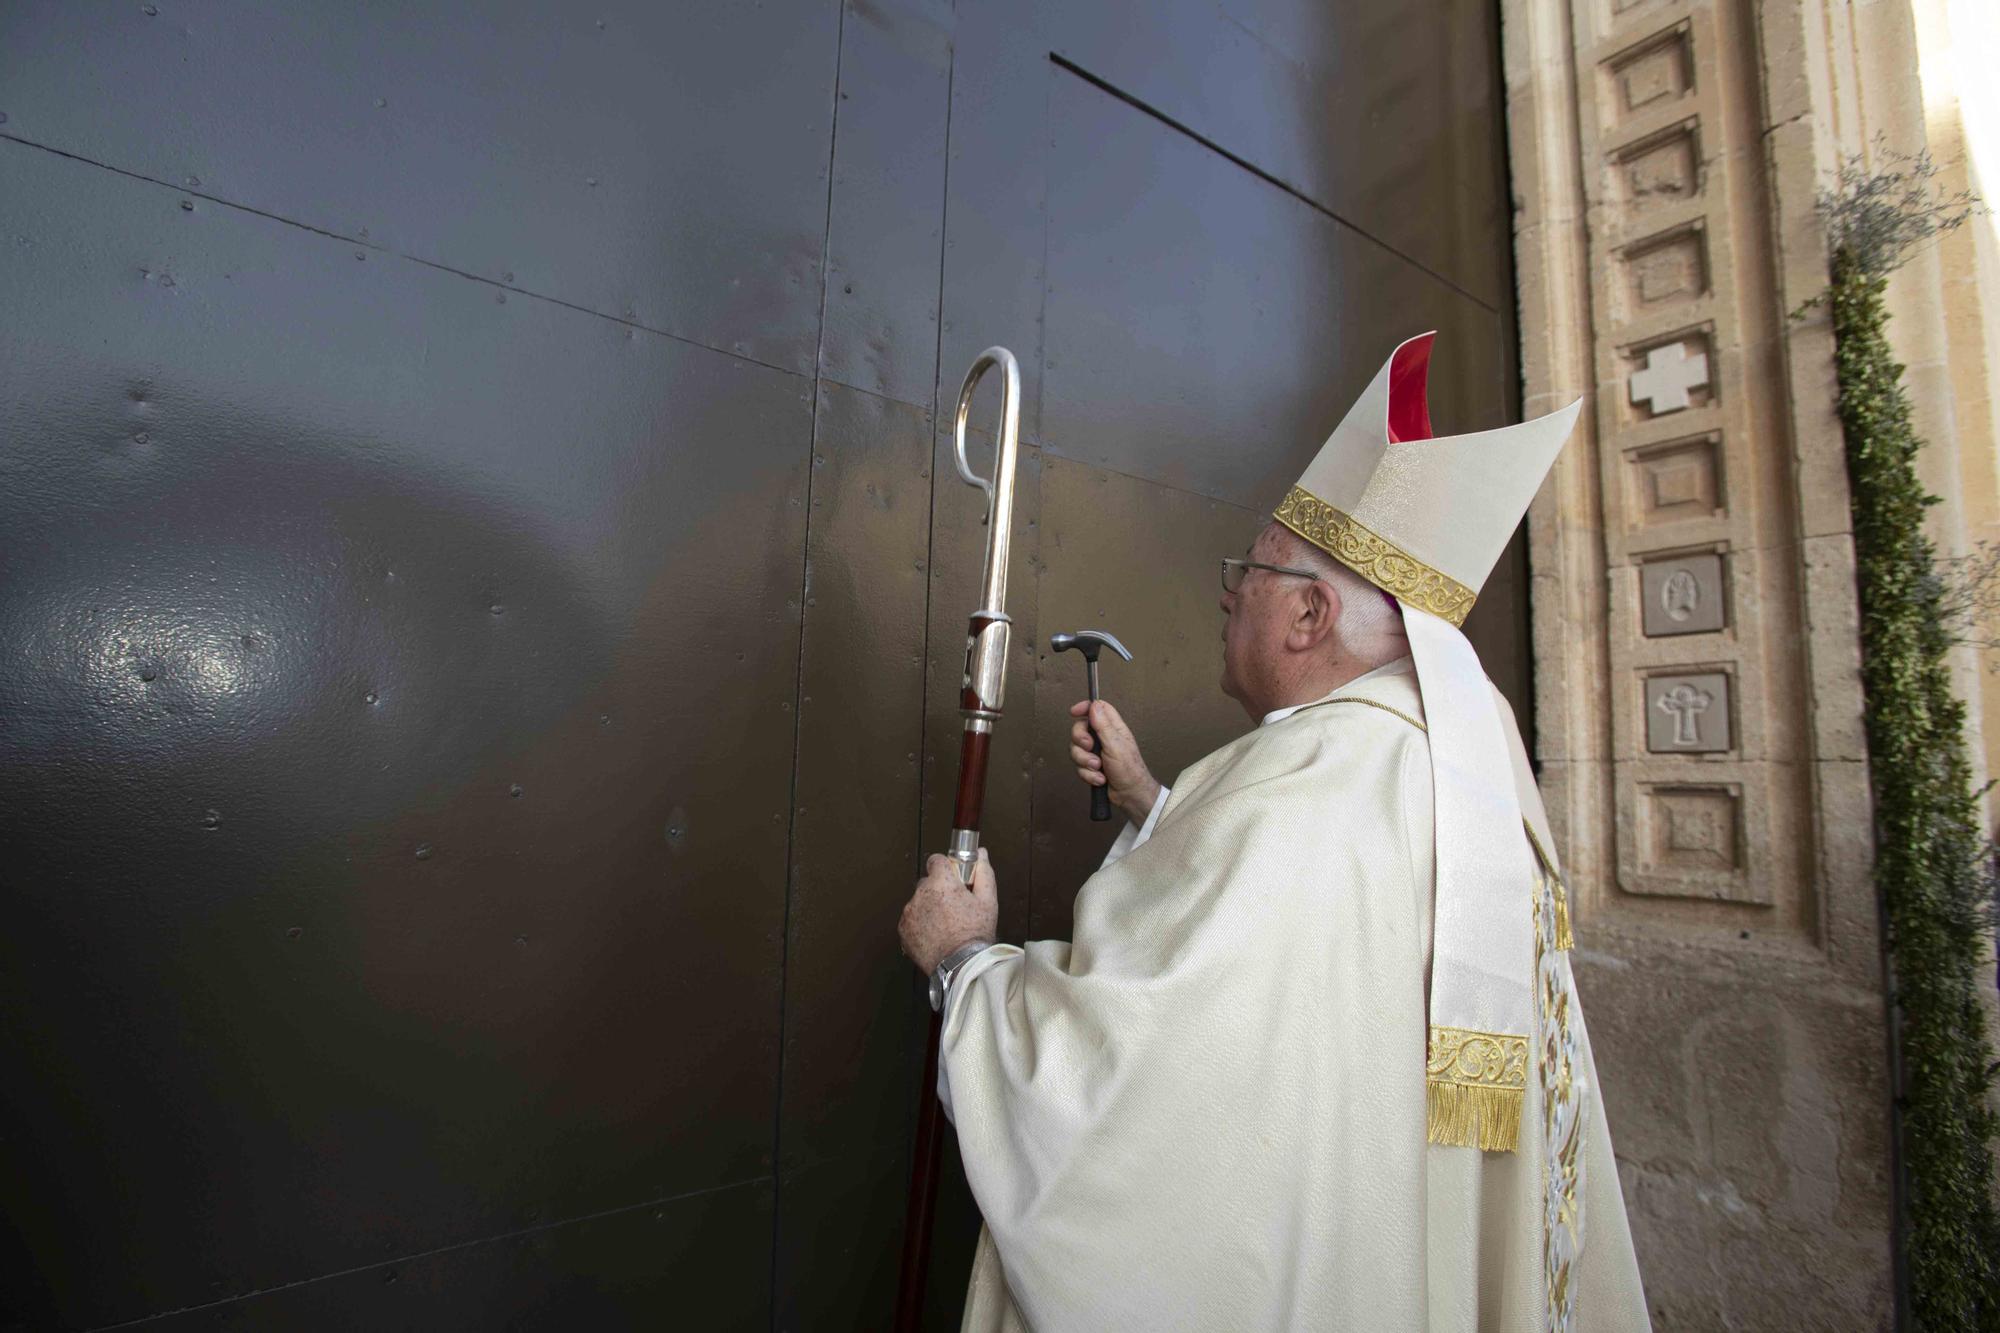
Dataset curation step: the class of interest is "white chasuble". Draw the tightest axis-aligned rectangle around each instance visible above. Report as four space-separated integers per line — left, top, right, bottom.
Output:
941 662 1649 1331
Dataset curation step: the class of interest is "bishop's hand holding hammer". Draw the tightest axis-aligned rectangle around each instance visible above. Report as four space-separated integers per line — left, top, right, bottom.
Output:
896 334 1651 1333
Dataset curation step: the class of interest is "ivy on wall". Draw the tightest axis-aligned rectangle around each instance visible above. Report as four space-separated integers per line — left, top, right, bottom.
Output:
1822 146 2000 1327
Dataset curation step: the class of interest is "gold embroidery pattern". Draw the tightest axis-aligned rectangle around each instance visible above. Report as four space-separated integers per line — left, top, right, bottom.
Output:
1534 855 1585 1333
1426 1026 1528 1151
1427 1026 1530 1088
1273 486 1478 627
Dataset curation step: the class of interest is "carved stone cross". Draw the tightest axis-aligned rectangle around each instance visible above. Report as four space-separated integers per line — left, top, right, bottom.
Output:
1629 341 1710 415
1656 681 1712 746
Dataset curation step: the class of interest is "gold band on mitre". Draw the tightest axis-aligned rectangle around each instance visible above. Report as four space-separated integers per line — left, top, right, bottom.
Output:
1426 1025 1528 1151
1273 486 1478 628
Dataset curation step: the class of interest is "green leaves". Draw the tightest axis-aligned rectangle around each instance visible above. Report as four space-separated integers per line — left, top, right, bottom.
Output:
1834 248 2000 1331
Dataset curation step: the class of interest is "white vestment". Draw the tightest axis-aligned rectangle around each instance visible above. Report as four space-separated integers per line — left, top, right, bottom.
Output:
940 659 1649 1331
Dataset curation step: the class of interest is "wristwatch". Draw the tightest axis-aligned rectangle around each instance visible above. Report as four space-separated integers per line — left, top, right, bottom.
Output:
928 939 994 1014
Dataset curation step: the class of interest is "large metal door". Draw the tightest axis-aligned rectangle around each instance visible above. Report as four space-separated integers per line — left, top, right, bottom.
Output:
0 2 1519 1327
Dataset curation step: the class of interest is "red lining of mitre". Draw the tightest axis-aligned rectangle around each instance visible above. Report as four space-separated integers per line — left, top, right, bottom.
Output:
1386 334 1436 443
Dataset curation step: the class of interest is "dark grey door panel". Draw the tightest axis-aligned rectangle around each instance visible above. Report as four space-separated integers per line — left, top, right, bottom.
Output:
0 1 1518 1326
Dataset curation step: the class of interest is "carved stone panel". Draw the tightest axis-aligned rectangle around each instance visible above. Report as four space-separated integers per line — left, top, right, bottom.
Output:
1619 225 1710 317
1604 25 1693 124
1640 552 1726 635
1628 781 1769 903
1614 122 1701 211
1625 433 1724 528
1645 670 1732 752
1645 785 1739 873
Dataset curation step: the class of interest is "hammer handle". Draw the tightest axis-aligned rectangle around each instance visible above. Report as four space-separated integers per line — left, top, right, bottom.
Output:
1085 658 1111 822
1089 736 1111 822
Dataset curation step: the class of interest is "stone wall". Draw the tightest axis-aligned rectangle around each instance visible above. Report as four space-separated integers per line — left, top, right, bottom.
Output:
1499 0 1933 1323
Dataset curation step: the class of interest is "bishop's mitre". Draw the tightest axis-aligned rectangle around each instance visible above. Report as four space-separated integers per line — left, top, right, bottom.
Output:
1274 331 1579 627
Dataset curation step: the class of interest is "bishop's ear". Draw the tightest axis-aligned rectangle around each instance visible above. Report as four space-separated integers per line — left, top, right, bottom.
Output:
1288 576 1342 652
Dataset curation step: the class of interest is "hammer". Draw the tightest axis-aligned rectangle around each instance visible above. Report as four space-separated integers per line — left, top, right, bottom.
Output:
1051 629 1134 822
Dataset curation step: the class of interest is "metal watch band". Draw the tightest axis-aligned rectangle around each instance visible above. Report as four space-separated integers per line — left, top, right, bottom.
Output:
938 939 992 982
930 939 994 1013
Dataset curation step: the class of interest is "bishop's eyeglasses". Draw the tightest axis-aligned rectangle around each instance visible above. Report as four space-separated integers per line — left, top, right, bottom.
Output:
1220 557 1324 594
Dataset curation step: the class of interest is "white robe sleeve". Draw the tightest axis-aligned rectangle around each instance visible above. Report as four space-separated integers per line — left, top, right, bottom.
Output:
1096 785 1171 869
936 944 1022 1120
945 786 1174 1114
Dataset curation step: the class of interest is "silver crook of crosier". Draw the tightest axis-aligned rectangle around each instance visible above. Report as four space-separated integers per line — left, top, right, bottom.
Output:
953 348 1020 537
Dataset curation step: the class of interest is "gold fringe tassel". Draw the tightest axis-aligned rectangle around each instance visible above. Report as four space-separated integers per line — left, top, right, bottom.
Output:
1426 1079 1524 1152
1550 874 1574 952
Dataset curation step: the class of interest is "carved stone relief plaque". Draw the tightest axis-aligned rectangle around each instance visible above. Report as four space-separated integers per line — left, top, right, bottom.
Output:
1640 552 1726 635
1645 670 1732 752
1628 338 1712 417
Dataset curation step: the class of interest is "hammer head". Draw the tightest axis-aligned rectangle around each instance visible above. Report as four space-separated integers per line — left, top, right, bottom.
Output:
1050 629 1133 663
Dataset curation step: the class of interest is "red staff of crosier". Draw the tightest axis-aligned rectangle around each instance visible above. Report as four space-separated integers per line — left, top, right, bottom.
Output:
892 347 1021 1332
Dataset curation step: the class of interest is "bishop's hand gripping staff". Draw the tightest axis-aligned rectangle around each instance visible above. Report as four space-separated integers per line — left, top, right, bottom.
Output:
893 347 1021 1332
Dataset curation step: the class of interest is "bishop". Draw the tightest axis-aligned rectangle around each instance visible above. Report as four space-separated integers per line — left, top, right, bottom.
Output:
898 333 1651 1331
